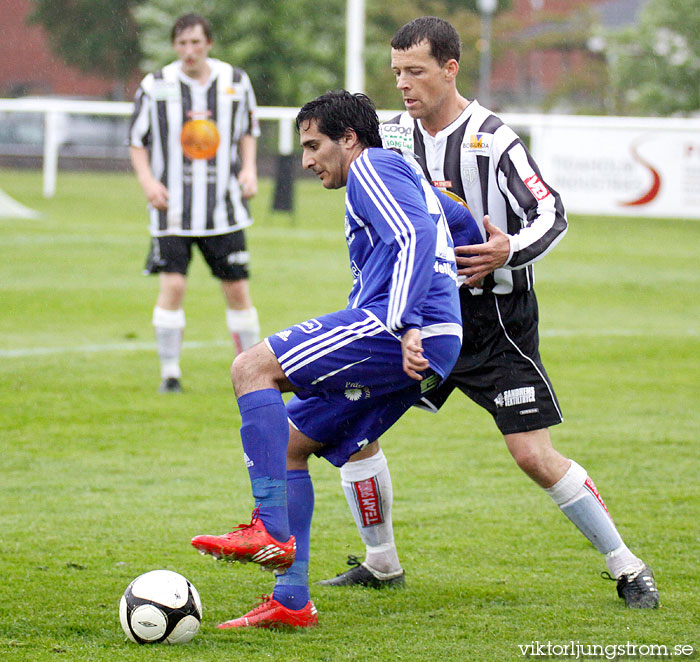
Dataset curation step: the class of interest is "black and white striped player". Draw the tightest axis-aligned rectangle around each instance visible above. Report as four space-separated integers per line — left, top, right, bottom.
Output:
319 16 658 609
129 13 260 393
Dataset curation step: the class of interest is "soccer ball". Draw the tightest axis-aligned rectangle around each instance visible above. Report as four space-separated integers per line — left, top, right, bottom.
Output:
119 570 202 644
180 119 220 160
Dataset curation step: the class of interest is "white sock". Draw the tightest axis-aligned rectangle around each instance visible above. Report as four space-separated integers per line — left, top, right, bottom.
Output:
340 450 402 575
153 307 185 379
605 543 645 578
226 307 260 354
545 460 643 577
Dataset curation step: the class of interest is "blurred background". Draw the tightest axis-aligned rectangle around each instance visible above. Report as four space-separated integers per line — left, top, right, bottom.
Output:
1 0 698 165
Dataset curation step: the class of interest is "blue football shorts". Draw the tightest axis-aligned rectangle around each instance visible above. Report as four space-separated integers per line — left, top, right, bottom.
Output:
265 308 461 467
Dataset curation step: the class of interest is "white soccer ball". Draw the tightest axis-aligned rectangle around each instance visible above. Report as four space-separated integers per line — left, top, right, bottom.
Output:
119 570 202 645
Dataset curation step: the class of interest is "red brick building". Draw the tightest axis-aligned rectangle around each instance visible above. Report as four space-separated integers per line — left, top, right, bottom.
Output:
491 0 646 110
0 0 135 98
0 0 645 110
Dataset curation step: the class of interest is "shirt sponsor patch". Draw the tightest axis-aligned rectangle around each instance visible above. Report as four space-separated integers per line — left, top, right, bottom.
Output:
380 123 414 152
221 85 245 101
152 80 180 101
524 174 551 200
464 133 492 155
494 386 536 408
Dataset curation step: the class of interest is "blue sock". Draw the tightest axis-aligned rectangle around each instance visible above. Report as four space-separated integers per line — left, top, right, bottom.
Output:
237 389 289 542
273 469 314 610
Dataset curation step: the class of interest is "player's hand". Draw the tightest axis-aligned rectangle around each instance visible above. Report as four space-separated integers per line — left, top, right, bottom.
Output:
401 328 430 380
144 178 169 211
238 168 258 199
455 215 510 287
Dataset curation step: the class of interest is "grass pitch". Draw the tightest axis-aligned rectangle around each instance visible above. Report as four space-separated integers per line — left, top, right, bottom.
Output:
1 169 699 661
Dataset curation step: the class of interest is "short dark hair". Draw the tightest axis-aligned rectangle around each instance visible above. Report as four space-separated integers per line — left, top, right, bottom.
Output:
295 90 382 149
391 16 461 66
171 13 213 43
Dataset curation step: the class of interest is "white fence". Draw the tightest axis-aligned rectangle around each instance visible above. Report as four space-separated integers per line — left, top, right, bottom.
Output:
2 97 700 218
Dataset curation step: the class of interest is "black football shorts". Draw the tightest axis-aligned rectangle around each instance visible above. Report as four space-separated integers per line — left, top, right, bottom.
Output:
418 289 563 435
144 230 249 280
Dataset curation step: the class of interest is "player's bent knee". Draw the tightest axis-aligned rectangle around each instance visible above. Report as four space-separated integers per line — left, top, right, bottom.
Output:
231 343 287 396
231 348 261 393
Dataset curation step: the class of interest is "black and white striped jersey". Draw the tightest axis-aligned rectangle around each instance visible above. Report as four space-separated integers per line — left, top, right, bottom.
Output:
129 58 260 237
380 101 568 294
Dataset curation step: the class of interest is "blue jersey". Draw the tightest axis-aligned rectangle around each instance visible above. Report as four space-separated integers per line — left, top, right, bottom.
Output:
267 148 480 459
345 148 478 336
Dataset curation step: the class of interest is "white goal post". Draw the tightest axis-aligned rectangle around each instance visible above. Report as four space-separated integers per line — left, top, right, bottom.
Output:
1 97 699 218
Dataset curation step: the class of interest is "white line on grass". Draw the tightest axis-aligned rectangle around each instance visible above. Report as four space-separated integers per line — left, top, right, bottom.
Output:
0 339 231 358
0 328 696 359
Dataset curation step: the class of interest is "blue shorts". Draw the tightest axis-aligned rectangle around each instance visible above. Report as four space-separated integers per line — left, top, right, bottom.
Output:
265 308 461 467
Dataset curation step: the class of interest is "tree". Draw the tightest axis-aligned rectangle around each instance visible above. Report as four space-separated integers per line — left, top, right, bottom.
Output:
29 0 142 98
604 0 700 116
134 0 345 107
133 0 508 109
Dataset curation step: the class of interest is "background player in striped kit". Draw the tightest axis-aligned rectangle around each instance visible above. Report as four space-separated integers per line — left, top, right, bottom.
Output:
191 90 482 628
129 13 260 393
319 16 658 609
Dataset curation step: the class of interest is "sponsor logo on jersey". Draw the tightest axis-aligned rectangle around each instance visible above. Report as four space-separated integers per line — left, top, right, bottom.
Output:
434 260 459 285
494 386 536 408
353 477 384 526
222 85 245 100
152 80 180 100
275 329 292 342
464 133 492 155
186 109 213 120
296 319 322 334
524 174 551 200
380 123 415 152
432 180 453 189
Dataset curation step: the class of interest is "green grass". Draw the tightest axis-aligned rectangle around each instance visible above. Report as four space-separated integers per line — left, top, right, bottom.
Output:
1 169 699 661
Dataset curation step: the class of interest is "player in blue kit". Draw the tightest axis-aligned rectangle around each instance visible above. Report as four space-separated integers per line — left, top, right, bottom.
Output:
191 90 482 629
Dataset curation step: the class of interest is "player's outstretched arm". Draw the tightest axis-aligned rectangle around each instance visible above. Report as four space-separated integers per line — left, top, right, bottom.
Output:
455 216 511 286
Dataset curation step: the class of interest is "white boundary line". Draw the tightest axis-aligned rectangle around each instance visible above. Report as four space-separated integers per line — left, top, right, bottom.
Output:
0 339 231 359
0 329 696 359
